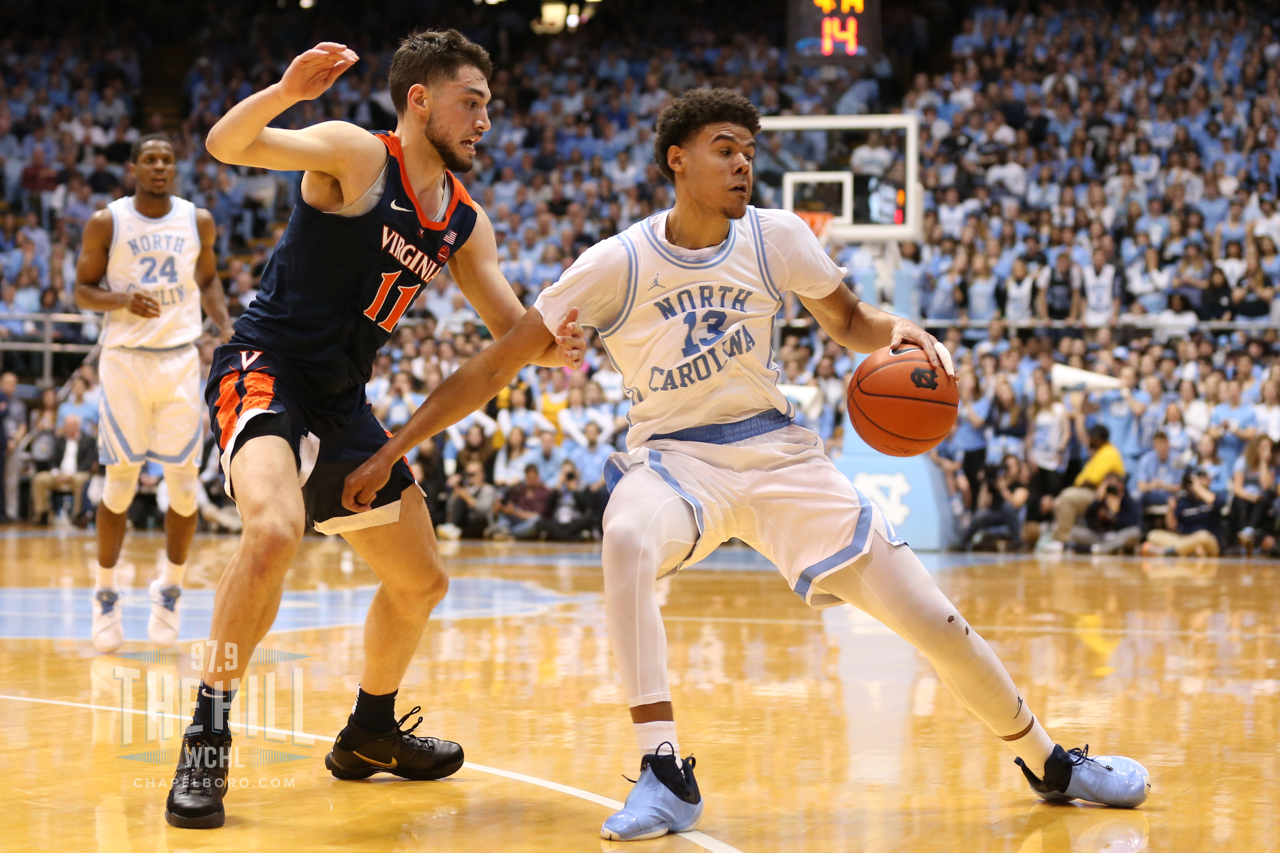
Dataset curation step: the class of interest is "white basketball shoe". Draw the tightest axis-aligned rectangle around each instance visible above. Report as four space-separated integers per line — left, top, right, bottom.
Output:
1018 745 1150 808
601 745 704 841
92 589 124 653
147 579 182 646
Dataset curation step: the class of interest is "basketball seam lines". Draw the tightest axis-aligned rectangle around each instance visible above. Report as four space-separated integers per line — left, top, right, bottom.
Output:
849 395 952 444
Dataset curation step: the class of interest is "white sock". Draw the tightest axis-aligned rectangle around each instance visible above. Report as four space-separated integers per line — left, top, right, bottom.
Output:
161 561 185 588
633 720 680 758
95 566 115 590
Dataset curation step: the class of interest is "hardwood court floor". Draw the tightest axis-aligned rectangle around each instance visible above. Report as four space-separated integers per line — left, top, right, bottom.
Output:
1 528 1278 852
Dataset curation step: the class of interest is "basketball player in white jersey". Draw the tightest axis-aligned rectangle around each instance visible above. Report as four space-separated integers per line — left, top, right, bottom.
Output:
75 134 232 653
343 90 1151 839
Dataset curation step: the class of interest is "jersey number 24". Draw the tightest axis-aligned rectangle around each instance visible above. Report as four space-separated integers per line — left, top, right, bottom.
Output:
139 255 179 285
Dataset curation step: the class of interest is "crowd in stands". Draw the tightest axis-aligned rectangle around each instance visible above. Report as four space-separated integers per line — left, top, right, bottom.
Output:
3 1 1280 557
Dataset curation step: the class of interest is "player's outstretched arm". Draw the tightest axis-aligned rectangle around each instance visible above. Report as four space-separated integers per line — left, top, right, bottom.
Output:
194 209 234 342
74 210 159 317
342 307 576 512
449 207 584 368
205 42 379 178
800 286 954 376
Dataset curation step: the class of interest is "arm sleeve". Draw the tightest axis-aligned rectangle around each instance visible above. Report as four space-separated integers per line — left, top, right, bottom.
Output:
756 209 847 299
533 237 631 334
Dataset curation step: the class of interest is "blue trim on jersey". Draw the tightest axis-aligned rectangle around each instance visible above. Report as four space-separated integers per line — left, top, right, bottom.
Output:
793 487 875 600
640 212 736 269
145 430 201 465
98 429 119 467
108 204 120 258
766 313 795 419
600 235 639 338
604 456 629 492
114 342 197 354
189 202 199 247
882 513 907 546
648 450 705 534
747 208 782 300
101 396 144 464
650 410 793 444
127 196 181 223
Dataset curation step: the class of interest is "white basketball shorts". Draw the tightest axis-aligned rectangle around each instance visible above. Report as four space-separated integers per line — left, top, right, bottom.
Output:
98 344 202 469
607 414 904 609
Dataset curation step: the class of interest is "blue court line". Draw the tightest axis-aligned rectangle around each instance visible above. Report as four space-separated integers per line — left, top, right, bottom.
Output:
0 577 597 641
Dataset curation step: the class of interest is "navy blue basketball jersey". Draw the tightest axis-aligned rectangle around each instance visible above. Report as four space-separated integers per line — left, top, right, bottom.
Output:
233 131 478 407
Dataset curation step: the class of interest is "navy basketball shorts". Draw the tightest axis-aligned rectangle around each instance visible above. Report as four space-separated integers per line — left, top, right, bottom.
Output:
205 345 417 535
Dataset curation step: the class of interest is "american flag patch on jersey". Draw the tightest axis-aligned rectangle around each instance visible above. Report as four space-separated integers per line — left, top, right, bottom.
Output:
444 230 457 245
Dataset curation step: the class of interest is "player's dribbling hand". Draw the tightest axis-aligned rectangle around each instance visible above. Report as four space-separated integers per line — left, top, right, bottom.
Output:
343 453 392 513
555 307 585 370
125 291 161 318
278 42 360 102
889 317 955 378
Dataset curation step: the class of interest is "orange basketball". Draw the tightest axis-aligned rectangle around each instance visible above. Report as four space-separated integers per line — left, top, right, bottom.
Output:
847 346 958 457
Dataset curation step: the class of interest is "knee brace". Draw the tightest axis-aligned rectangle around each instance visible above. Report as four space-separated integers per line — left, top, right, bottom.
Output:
163 463 200 517
101 463 143 514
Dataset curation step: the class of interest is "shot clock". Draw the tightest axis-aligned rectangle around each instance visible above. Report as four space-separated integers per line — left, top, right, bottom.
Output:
787 0 881 65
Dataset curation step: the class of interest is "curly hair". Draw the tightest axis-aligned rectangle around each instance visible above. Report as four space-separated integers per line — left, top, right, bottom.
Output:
652 88 760 182
389 29 493 116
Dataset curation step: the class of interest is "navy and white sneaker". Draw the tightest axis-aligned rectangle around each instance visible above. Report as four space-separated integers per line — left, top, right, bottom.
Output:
92 588 123 653
147 579 181 646
601 744 704 841
1017 744 1150 808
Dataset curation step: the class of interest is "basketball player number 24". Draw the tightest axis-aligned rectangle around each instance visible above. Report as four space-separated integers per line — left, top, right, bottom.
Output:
680 310 727 357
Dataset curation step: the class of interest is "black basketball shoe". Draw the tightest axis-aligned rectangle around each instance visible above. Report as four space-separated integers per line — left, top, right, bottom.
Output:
325 705 464 781
164 725 233 829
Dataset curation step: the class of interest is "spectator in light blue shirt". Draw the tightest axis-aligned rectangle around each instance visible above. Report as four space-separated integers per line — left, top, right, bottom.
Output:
1094 366 1149 471
570 422 612 488
56 376 98 431
1210 379 1258 473
1135 432 1185 507
1197 182 1230 234
519 428 568 487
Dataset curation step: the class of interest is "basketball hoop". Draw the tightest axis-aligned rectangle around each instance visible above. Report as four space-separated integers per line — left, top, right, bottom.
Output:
795 210 836 248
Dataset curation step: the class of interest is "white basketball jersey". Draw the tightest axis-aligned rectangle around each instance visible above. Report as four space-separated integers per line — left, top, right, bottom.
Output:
534 207 845 448
102 195 202 350
1081 263 1116 325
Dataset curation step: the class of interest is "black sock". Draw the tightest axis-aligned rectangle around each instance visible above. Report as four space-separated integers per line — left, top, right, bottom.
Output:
192 682 237 736
351 687 397 732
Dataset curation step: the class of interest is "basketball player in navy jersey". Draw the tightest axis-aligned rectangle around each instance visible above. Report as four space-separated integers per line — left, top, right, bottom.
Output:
163 32 584 829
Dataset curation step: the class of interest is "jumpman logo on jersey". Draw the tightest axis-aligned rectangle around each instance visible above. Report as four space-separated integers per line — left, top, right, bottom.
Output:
648 274 664 291
240 351 262 370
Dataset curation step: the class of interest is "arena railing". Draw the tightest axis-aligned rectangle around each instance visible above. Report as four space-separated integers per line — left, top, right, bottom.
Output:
912 319 1280 334
0 312 99 385
860 317 1280 333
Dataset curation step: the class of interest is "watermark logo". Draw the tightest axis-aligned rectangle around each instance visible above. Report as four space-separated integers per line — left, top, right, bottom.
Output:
106 641 312 773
